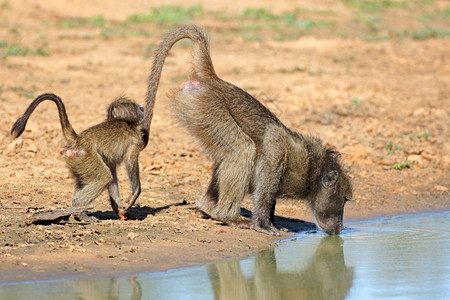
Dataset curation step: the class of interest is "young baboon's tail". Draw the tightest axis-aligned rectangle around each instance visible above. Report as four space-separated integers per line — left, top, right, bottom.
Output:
142 24 216 149
11 93 78 144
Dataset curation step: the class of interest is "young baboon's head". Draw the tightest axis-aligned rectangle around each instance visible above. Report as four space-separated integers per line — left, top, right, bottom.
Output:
309 150 353 235
107 97 144 125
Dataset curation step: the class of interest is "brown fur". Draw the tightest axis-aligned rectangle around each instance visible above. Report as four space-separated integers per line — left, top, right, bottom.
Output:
11 93 144 220
142 25 353 235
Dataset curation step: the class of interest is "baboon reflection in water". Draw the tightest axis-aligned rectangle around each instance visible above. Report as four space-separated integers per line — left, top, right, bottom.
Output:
207 235 354 300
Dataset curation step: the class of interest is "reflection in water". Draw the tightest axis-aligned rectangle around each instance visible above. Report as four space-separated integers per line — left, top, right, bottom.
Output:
68 276 142 300
0 276 142 300
208 235 353 300
1 212 448 299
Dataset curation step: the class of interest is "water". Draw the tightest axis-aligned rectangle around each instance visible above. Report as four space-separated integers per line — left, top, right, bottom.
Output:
1 212 449 300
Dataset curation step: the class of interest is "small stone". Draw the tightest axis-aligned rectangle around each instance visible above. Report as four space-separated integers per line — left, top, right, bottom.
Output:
127 232 137 240
6 139 23 156
25 141 37 153
413 107 426 116
434 185 448 192
407 154 423 165
24 152 36 158
421 151 436 161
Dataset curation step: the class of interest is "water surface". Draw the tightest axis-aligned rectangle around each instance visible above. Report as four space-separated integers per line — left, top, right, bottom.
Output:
1 212 449 299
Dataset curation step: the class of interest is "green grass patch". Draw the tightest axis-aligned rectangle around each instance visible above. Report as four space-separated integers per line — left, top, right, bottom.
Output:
3 85 36 98
399 27 450 39
437 7 450 19
343 0 409 13
240 8 277 20
127 5 202 24
35 47 49 56
243 32 263 41
357 14 382 33
24 90 34 99
394 161 411 170
100 28 121 38
61 15 105 28
407 130 432 141
385 140 402 154
424 6 450 21
352 98 362 108
294 19 335 31
272 31 300 41
1 0 10 9
236 7 337 42
2 44 49 57
2 44 29 57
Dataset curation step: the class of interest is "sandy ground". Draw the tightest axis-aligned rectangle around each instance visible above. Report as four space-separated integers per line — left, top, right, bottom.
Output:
0 0 449 284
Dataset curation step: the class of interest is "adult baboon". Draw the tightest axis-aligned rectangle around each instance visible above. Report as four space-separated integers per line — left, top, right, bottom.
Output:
141 25 353 235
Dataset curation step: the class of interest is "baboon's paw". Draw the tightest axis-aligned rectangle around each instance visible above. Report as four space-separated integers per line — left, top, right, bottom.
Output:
253 223 282 236
227 216 252 229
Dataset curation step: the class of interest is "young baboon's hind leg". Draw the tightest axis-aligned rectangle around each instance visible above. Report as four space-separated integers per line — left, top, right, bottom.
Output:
71 155 112 222
107 167 127 220
124 146 141 211
117 146 142 220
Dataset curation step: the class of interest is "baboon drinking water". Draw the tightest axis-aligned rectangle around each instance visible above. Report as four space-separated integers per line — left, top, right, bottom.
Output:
11 93 144 220
141 25 353 235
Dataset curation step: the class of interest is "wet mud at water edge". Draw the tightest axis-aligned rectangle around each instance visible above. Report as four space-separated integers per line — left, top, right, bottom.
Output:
0 0 449 284
1 212 449 299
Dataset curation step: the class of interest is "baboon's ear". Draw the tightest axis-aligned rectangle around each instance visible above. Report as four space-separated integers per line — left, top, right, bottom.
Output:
321 170 338 188
108 105 115 119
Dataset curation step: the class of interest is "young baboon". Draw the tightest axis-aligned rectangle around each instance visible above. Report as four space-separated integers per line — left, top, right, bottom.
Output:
142 25 353 235
11 93 144 220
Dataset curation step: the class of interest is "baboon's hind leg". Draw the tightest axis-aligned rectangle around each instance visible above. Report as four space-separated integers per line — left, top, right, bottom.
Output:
71 155 112 221
196 162 219 217
213 145 255 229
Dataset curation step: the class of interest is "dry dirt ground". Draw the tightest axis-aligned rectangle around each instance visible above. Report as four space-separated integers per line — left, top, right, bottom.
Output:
0 0 449 284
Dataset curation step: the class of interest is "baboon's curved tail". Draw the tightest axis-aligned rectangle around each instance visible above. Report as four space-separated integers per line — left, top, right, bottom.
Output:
141 24 217 149
11 93 78 144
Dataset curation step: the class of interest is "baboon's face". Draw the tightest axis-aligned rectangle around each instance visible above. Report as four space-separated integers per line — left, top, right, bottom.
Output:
310 170 353 235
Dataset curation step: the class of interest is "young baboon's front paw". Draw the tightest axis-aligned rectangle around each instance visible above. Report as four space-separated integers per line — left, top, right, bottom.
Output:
252 221 281 236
